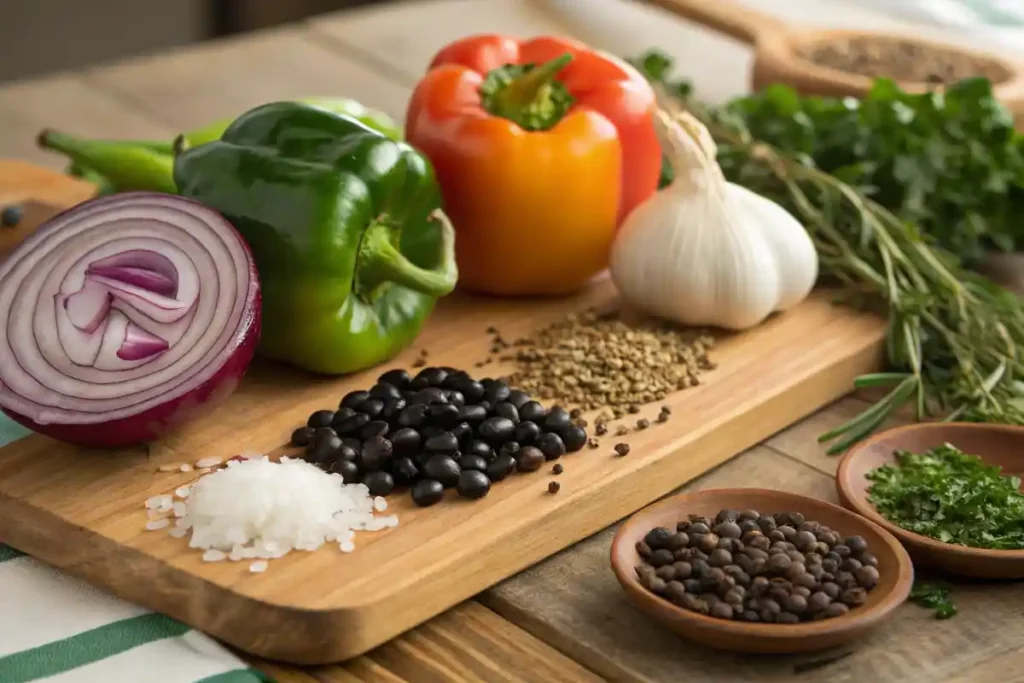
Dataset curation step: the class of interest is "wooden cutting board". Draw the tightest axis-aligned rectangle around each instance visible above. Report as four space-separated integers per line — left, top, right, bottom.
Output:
0 161 888 664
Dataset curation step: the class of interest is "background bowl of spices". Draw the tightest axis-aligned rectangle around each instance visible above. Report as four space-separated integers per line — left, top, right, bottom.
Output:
837 422 1024 579
639 0 1024 123
610 488 913 654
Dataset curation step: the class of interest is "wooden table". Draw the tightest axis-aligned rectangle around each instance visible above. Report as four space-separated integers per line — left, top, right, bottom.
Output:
2 1 1021 681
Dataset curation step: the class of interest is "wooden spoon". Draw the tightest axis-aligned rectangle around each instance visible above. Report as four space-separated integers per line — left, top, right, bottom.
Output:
640 0 1024 115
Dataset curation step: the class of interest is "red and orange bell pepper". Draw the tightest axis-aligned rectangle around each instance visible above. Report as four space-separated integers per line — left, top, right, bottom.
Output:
405 34 661 296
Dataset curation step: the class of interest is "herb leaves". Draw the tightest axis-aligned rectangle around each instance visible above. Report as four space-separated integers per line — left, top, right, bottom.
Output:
632 51 1024 450
867 443 1024 550
910 581 958 619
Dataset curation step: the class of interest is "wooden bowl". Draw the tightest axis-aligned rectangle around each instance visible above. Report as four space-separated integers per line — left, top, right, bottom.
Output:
639 0 1024 123
610 488 913 654
837 422 1024 579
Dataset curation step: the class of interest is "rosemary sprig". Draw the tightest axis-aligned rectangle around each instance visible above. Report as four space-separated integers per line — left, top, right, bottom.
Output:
640 56 1024 452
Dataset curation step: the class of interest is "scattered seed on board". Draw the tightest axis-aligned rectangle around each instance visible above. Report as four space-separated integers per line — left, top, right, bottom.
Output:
179 464 193 473
373 496 388 512
615 443 630 456
169 528 188 539
145 494 173 509
636 419 650 430
195 457 222 469
173 502 188 518
249 561 269 573
202 549 226 562
616 426 630 436
146 519 170 531
175 486 191 498
552 463 564 475
588 437 600 449
339 541 356 553
548 481 561 494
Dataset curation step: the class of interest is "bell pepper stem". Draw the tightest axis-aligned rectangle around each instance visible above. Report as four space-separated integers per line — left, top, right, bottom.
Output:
492 53 573 111
481 53 575 132
38 130 178 194
358 209 458 299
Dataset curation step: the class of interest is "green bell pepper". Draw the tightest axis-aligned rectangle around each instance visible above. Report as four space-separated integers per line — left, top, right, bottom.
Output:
172 101 459 375
40 97 402 195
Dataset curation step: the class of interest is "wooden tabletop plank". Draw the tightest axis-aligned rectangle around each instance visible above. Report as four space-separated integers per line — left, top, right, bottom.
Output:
326 602 602 683
0 75 172 168
84 26 413 131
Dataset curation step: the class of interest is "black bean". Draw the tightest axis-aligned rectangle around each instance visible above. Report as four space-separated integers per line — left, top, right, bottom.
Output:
486 454 517 482
860 552 879 568
420 367 450 388
389 427 421 456
478 400 492 411
542 406 572 435
333 412 371 435
823 602 849 618
832 544 852 559
353 398 383 418
467 440 494 460
306 409 335 429
481 378 511 403
451 422 474 446
331 406 356 423
845 536 869 554
460 454 489 472
377 368 410 389
493 402 520 423
794 530 818 551
336 445 358 462
360 436 393 470
457 404 488 424
369 383 403 401
409 387 447 405
506 390 531 409
360 420 390 440
499 441 521 459
519 401 547 423
420 424 447 440
341 436 363 452
478 417 516 444
388 457 419 486
841 587 868 606
340 390 370 410
330 459 361 483
855 565 879 589
516 446 545 472
689 521 711 535
428 403 460 428
561 425 587 453
411 479 445 507
444 390 465 407
290 426 315 447
362 471 395 496
309 431 342 462
381 398 407 420
456 470 491 499
455 379 485 402
714 521 742 539
423 454 461 487
397 404 429 428
513 421 541 445
536 433 566 460
424 431 459 454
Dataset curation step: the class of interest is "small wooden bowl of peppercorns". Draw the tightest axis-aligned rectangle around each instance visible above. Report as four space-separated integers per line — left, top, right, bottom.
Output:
610 488 913 654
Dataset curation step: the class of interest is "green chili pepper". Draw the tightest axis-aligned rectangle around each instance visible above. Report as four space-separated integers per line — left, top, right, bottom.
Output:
172 101 458 375
39 98 402 195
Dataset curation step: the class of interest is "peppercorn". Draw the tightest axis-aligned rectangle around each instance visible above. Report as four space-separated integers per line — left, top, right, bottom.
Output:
1 205 23 228
547 481 561 494
614 443 630 456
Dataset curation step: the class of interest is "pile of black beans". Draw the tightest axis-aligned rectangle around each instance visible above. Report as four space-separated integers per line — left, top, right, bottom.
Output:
290 366 588 507
635 509 880 623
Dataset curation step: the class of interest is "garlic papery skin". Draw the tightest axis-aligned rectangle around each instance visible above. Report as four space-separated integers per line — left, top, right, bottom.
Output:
610 110 818 331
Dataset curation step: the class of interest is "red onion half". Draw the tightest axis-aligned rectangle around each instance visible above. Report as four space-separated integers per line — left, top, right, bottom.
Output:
0 192 261 448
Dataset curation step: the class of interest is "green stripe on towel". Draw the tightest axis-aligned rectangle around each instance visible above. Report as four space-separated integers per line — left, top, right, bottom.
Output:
0 545 24 563
197 670 276 683
0 613 189 683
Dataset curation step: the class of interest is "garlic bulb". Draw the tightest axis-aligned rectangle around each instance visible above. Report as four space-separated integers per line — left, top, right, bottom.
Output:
610 110 818 331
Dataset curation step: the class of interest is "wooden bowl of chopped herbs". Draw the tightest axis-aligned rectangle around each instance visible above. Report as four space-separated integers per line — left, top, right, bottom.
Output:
837 423 1024 579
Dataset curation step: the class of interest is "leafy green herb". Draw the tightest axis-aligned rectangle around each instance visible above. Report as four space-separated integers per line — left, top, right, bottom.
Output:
909 581 957 619
631 51 1024 451
867 443 1024 549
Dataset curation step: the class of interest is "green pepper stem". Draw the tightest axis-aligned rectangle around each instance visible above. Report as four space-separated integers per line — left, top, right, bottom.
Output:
357 210 458 299
480 53 575 132
38 130 177 194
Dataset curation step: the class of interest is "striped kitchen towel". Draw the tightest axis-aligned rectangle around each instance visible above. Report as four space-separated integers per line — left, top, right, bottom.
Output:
0 417 273 683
